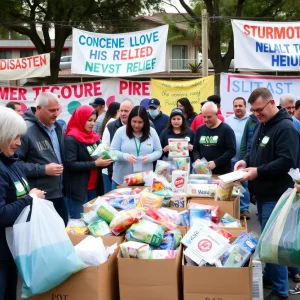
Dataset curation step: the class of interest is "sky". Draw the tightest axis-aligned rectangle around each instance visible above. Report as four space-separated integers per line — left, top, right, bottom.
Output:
162 0 191 13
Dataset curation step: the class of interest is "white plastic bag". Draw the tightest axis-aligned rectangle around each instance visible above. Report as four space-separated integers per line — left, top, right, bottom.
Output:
5 198 85 298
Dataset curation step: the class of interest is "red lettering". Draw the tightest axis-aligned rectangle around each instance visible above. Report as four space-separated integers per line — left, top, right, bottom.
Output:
61 86 72 99
141 82 150 96
72 84 83 98
41 86 50 92
93 81 101 96
243 24 250 35
50 86 60 94
119 80 128 94
32 87 42 100
10 88 18 101
18 88 27 100
133 82 142 95
84 83 93 97
0 87 9 100
40 54 47 66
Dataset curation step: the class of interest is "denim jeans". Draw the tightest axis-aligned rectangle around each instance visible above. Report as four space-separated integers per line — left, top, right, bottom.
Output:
111 180 119 191
66 189 97 219
0 261 17 300
103 173 112 194
257 201 288 297
50 197 69 227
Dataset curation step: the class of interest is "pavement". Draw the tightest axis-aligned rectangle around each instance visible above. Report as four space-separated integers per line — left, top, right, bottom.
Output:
17 202 298 300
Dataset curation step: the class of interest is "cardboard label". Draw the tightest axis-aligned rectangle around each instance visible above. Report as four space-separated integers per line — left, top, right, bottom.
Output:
51 294 69 300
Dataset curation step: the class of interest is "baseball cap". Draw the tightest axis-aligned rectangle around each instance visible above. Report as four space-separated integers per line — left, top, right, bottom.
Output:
207 95 221 105
170 108 185 119
89 98 105 106
148 98 160 109
140 98 150 110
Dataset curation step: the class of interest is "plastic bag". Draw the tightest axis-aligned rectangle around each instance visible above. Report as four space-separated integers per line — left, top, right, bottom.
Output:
94 199 118 224
109 209 143 235
108 195 135 210
192 158 211 175
215 181 234 201
146 207 177 231
168 138 189 157
88 219 111 237
91 144 117 161
155 160 171 182
136 190 164 209
124 171 153 186
126 219 165 246
169 157 190 173
75 236 117 266
189 202 219 223
5 199 85 298
257 188 300 267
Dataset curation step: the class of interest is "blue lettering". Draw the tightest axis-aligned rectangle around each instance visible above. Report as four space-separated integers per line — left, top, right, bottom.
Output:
275 83 283 94
232 80 240 92
79 35 86 45
153 31 159 42
113 50 120 60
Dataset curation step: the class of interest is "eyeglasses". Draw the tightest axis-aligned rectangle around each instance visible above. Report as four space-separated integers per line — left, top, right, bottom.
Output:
250 100 272 113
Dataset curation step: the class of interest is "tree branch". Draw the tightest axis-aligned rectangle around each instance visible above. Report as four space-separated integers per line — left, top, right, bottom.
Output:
161 0 193 23
178 0 199 23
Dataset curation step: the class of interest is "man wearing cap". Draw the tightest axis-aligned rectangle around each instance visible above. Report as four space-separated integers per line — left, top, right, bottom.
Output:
193 102 236 175
90 98 106 135
191 95 225 132
148 98 169 134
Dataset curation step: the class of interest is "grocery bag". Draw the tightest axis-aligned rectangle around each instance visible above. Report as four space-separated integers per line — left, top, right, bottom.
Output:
257 188 300 267
6 198 86 298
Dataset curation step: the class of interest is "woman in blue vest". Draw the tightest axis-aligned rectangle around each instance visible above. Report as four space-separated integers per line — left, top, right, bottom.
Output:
0 106 45 300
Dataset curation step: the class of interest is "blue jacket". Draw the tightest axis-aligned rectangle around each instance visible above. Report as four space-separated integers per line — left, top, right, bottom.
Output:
0 153 33 263
110 126 162 185
148 112 169 134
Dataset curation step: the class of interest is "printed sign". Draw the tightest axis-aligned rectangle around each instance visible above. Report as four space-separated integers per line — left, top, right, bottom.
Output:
72 25 168 76
0 53 50 80
151 76 214 115
232 20 300 70
220 73 300 116
0 78 151 125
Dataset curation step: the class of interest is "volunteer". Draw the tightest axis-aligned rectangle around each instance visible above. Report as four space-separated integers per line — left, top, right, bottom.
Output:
110 106 162 189
160 108 195 161
193 102 236 175
235 87 300 300
177 98 197 127
64 105 113 218
100 102 120 194
148 98 169 134
0 107 45 300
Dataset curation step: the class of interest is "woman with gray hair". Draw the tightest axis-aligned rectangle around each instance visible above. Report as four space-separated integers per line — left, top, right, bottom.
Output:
0 106 45 300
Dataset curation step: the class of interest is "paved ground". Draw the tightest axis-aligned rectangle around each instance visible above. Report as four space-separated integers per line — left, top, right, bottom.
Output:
247 203 297 299
17 202 298 299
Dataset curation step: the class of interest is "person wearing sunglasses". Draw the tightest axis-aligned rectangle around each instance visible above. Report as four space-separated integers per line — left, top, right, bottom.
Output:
235 87 300 300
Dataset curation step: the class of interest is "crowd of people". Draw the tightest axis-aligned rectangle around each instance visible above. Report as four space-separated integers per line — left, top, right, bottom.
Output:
1 88 300 299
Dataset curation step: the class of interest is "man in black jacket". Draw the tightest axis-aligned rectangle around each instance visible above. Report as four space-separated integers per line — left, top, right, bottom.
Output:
235 87 300 300
16 92 68 226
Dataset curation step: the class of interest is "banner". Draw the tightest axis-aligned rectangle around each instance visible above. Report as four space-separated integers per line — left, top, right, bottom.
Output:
220 73 300 116
0 53 50 80
232 20 300 70
72 25 168 76
0 78 151 126
151 76 215 115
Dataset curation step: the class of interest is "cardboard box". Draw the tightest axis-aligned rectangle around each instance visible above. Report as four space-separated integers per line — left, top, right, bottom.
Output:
225 217 248 242
183 250 252 300
118 245 183 300
189 196 240 219
33 235 123 300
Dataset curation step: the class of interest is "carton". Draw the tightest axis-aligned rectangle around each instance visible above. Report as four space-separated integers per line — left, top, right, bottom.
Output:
33 235 123 300
118 245 183 300
189 196 240 219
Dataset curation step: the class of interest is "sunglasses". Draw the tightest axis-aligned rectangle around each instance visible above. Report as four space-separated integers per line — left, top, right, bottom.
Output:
250 100 272 113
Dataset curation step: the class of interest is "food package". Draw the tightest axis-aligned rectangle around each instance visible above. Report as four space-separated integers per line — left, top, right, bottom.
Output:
168 138 189 157
126 218 165 246
91 144 117 161
215 181 234 201
124 171 152 186
154 189 173 207
120 241 151 259
158 208 182 225
146 207 177 231
108 195 135 210
222 244 252 267
155 160 171 181
170 193 187 208
192 158 211 175
109 209 143 235
219 213 242 228
108 187 132 195
152 229 182 250
181 224 206 247
187 184 217 197
136 190 164 209
171 170 188 193
189 202 219 223
151 250 177 259
184 226 230 265
88 220 111 237
179 210 190 227
81 211 100 225
170 157 190 173
66 219 88 235
189 208 212 227
94 199 118 224
230 232 258 253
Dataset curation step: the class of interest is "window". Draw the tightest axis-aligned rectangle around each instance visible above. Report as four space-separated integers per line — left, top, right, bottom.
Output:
0 51 12 59
20 50 33 58
172 45 188 70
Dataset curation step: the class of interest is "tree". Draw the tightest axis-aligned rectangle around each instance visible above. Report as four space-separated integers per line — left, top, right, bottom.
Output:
175 0 289 94
0 0 162 84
